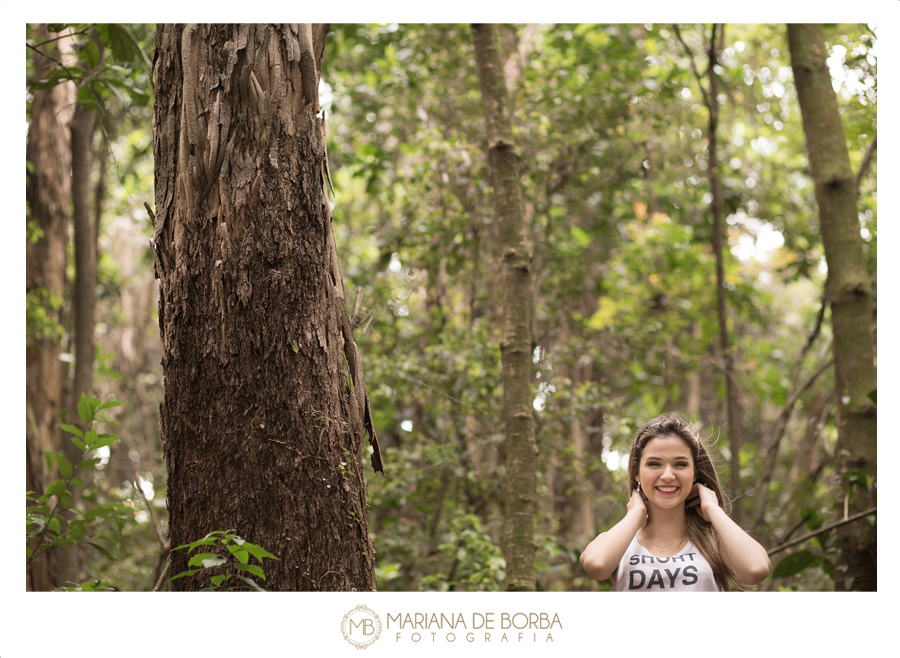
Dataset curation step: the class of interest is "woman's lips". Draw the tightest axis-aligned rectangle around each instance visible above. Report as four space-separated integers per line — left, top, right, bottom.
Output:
655 486 680 495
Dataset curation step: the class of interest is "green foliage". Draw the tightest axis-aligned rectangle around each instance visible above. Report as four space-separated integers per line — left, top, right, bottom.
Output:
773 549 820 579
418 514 506 592
170 530 280 591
26 287 65 345
26 395 132 580
27 23 154 138
321 22 875 593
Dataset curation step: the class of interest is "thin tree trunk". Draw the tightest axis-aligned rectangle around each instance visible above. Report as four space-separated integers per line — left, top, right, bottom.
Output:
26 24 75 591
685 323 702 417
571 404 595 541
153 23 380 591
788 23 877 591
56 101 98 587
706 24 743 520
70 104 98 421
472 22 537 591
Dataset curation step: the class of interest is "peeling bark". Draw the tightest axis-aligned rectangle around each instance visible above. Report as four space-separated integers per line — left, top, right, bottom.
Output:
154 24 378 591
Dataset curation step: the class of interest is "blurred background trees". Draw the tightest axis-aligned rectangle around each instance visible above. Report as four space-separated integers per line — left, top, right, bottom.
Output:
25 22 876 591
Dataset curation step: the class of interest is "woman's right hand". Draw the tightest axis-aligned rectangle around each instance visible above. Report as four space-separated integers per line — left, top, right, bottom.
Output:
626 488 648 528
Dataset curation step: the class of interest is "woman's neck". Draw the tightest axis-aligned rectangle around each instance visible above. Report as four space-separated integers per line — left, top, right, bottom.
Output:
644 505 687 538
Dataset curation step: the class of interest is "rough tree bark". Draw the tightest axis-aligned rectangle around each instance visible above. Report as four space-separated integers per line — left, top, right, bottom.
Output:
153 23 382 591
26 24 75 591
472 23 537 591
788 24 877 591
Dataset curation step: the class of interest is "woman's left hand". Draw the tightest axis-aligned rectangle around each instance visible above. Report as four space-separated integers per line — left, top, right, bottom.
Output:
686 482 720 522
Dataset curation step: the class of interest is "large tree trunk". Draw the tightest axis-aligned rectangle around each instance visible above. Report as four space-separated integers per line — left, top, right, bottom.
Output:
153 23 381 591
472 23 537 591
26 24 75 591
788 24 877 591
706 24 743 520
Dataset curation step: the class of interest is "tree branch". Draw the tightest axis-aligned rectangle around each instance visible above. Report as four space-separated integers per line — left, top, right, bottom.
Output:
855 131 877 194
673 24 709 106
768 507 877 556
751 286 832 531
30 24 96 50
504 23 542 94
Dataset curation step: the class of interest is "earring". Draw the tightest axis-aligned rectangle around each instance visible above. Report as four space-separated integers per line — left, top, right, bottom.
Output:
636 481 642 492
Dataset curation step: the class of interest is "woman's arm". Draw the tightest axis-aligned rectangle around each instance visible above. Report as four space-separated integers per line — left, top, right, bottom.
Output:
690 484 771 585
580 491 647 581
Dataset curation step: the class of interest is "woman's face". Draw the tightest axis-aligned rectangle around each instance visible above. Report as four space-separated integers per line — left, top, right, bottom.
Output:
637 434 695 511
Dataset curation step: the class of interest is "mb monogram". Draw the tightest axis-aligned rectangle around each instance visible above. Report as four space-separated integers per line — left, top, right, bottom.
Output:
341 605 383 649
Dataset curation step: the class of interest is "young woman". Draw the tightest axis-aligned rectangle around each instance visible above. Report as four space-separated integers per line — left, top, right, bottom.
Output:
580 415 770 591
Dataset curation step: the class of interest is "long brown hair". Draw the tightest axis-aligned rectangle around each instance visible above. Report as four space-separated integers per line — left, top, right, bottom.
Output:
627 414 740 591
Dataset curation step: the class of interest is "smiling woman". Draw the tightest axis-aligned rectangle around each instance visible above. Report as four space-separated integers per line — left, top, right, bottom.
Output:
579 415 771 591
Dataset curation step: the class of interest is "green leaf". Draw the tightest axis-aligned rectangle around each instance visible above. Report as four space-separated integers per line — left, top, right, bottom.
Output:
76 457 102 471
68 521 87 541
187 552 220 568
60 424 84 438
201 556 228 569
106 24 143 63
234 563 265 579
98 399 127 411
868 389 876 404
87 541 116 561
77 393 93 424
91 433 118 450
244 542 280 563
172 538 214 552
227 544 250 564
47 479 67 498
210 574 231 588
170 569 201 582
773 550 821 579
188 537 220 551
77 37 102 70
83 508 104 522
236 576 266 591
57 454 73 478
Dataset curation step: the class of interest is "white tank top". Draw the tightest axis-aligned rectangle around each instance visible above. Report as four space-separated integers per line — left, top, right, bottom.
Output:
610 536 721 591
